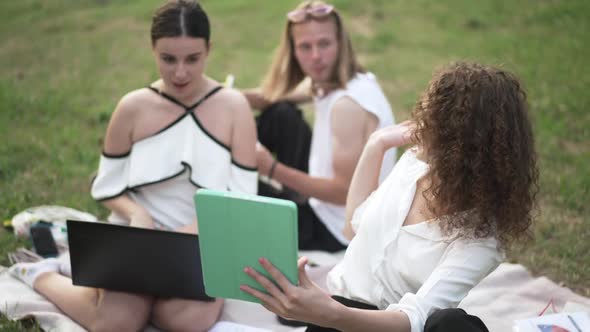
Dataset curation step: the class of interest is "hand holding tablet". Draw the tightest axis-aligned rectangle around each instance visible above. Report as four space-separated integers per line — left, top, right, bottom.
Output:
195 189 299 303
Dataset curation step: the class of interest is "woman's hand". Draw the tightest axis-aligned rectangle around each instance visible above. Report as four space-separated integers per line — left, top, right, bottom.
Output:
241 256 344 327
129 209 156 229
367 121 415 153
102 195 156 229
174 219 198 234
256 142 275 177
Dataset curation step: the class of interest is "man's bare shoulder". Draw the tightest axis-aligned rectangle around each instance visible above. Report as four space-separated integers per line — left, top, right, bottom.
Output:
330 96 378 135
331 96 368 119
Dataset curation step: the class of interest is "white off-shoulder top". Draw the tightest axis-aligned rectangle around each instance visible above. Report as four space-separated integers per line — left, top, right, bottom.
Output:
91 86 258 230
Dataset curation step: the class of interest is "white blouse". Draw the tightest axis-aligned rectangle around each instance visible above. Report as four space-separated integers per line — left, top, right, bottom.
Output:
326 149 503 332
90 110 257 230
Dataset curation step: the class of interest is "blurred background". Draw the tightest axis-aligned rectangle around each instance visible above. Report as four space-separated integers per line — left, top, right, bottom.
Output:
0 0 587 306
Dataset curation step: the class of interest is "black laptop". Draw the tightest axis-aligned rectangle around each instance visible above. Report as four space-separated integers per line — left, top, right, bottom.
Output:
66 220 213 301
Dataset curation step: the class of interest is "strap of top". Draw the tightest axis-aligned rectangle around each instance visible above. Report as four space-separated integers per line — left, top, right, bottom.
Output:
147 86 224 112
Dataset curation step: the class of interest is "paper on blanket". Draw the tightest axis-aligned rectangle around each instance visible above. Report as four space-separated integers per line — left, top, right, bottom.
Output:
208 321 271 332
513 312 590 332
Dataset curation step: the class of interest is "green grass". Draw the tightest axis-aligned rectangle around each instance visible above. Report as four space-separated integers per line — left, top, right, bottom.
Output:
0 1 588 326
0 312 41 332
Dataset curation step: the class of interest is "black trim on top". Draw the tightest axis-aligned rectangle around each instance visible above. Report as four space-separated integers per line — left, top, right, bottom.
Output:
145 86 231 152
186 86 223 110
92 163 206 202
182 162 209 188
102 150 131 158
188 112 231 151
147 86 223 111
147 86 185 109
152 112 192 137
94 191 127 202
231 159 257 172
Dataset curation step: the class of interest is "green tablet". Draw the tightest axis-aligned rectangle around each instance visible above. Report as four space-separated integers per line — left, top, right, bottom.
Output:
194 189 299 303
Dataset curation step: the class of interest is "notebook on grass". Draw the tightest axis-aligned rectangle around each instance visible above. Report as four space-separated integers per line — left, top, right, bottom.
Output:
67 220 213 301
194 189 298 303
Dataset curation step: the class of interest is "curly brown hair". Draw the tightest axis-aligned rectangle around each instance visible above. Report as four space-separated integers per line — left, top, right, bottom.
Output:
412 62 539 248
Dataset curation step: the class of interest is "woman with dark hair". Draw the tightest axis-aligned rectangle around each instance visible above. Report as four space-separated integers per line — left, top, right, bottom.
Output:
9 1 257 331
241 62 538 332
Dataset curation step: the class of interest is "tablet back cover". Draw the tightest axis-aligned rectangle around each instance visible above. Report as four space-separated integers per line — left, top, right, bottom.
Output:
195 189 298 303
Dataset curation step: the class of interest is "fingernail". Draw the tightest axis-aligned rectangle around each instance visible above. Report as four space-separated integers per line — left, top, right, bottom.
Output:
259 257 267 264
244 267 250 273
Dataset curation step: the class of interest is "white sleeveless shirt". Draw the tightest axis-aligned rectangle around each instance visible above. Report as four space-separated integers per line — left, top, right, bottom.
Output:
309 72 396 245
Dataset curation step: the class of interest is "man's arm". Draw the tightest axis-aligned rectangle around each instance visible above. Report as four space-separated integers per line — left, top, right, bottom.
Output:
267 97 377 205
243 79 313 111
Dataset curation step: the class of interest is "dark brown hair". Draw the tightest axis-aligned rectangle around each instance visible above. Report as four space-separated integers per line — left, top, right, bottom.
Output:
151 0 210 46
412 62 539 248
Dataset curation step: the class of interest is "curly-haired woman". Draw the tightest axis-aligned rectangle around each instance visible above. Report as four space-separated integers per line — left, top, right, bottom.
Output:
241 62 539 332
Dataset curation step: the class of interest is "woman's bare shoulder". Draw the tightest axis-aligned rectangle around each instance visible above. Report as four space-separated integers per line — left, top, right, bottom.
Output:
115 87 158 116
214 87 251 114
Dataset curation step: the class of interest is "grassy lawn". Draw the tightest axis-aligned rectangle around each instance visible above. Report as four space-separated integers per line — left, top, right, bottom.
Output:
0 0 588 327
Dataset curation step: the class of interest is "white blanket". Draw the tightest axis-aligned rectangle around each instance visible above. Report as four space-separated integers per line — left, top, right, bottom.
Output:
1 251 589 332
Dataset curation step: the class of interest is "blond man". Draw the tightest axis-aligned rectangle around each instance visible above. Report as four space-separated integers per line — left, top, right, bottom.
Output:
244 1 396 253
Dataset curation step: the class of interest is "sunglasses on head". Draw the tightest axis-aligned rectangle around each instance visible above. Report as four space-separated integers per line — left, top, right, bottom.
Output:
286 4 335 23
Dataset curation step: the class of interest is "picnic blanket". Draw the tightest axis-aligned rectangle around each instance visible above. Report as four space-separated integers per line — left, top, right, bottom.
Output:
1 251 589 332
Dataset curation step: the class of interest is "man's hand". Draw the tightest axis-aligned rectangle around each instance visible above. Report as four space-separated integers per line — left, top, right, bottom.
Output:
243 89 271 111
256 142 275 177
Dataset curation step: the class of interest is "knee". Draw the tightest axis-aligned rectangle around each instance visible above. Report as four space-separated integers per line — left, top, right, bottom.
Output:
424 308 488 332
90 301 151 332
152 298 223 332
91 315 148 332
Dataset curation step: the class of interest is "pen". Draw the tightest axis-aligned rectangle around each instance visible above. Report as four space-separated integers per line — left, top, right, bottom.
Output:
567 314 582 332
224 74 235 88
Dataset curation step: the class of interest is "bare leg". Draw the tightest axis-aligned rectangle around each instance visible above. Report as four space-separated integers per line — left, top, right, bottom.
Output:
151 298 224 332
34 272 153 332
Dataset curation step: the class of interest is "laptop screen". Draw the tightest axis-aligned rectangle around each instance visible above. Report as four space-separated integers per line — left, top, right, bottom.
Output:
67 220 213 301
